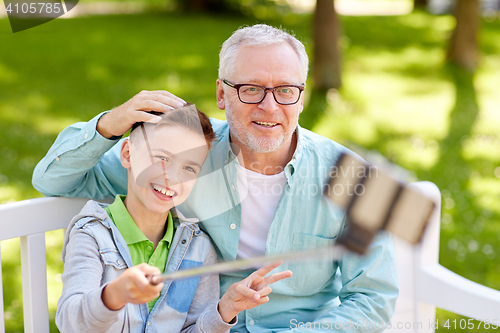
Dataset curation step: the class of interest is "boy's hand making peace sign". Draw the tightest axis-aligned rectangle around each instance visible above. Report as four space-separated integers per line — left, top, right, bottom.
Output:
217 260 293 323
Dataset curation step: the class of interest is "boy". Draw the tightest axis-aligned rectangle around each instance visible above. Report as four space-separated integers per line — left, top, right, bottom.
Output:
56 104 291 332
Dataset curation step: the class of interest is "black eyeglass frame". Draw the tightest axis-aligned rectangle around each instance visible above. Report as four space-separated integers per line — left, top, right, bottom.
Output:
222 79 305 105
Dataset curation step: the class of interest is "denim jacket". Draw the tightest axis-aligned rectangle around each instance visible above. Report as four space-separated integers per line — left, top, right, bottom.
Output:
56 200 235 333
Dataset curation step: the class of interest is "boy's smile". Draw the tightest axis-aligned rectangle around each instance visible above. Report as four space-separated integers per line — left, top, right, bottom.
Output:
151 183 177 200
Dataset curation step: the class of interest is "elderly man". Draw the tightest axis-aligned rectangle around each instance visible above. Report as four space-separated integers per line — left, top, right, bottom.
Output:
33 24 398 332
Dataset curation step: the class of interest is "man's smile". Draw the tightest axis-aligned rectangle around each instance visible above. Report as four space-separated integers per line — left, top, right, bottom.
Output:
253 121 280 128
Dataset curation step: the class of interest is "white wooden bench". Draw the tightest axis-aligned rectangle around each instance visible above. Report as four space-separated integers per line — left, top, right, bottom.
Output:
0 182 499 332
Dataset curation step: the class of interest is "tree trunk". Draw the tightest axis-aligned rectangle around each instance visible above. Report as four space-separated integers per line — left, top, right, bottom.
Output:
446 0 480 71
182 0 228 12
414 0 428 8
313 0 342 90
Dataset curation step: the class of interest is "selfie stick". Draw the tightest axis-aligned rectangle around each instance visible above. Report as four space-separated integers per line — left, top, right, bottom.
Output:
149 245 347 285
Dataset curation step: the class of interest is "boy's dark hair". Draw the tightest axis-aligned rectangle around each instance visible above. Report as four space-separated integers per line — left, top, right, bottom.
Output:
131 103 216 148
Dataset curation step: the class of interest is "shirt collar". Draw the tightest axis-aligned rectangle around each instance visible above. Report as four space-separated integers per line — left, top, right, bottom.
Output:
106 195 174 246
286 125 303 177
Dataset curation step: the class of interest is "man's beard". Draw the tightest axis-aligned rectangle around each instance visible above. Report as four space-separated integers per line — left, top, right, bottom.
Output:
226 110 289 154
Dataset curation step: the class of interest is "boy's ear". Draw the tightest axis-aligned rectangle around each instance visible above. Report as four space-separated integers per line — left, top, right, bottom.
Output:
120 139 132 168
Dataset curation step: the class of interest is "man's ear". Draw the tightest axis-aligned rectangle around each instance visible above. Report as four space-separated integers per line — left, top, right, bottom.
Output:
120 139 132 168
216 79 225 110
298 93 305 114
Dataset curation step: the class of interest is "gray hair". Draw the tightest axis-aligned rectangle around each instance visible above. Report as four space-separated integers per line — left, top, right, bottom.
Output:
218 24 309 83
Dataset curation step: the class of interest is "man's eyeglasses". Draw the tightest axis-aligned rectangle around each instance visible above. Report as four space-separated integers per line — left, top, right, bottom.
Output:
222 79 305 105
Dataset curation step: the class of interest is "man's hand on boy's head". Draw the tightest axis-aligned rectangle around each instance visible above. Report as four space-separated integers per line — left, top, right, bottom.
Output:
97 90 186 139
217 260 292 323
101 263 165 311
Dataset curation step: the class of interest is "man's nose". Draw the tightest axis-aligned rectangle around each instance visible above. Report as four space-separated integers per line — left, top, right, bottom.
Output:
258 90 279 111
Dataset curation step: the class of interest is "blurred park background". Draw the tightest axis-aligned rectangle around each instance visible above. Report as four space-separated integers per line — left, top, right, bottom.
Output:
0 0 499 331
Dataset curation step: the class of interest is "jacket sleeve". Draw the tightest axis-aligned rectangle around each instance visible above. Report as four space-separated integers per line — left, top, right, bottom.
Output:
31 112 127 200
180 241 236 333
283 232 399 333
56 225 123 332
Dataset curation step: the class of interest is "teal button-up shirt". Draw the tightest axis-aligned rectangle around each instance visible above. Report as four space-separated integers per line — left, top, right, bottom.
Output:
33 113 398 332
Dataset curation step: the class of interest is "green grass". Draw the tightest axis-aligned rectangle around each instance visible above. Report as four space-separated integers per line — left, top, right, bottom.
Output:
0 9 499 332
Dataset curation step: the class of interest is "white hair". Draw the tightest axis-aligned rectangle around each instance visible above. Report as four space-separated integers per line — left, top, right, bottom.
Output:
218 24 309 83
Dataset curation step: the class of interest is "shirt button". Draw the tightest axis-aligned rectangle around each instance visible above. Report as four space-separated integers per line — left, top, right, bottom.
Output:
84 133 88 139
55 157 60 161
231 184 236 190
116 260 120 265
230 223 236 230
248 319 255 326
146 245 153 251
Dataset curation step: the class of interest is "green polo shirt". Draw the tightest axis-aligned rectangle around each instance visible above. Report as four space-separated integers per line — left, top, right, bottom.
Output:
104 195 174 312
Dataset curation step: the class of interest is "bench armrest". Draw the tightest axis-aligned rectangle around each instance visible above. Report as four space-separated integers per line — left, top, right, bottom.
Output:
417 264 500 322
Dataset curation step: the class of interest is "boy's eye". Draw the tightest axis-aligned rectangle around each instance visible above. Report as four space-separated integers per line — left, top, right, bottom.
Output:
155 155 169 162
185 166 196 173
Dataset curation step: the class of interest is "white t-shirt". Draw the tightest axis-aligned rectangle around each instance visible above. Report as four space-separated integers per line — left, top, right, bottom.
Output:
236 164 287 259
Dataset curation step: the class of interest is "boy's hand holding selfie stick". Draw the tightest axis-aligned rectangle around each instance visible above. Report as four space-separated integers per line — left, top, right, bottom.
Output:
102 264 165 311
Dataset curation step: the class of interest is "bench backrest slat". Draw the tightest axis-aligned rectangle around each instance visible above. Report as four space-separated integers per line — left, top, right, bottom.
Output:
21 234 50 333
0 197 89 241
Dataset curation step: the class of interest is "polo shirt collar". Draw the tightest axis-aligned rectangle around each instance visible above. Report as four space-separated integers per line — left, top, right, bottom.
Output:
106 195 174 247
